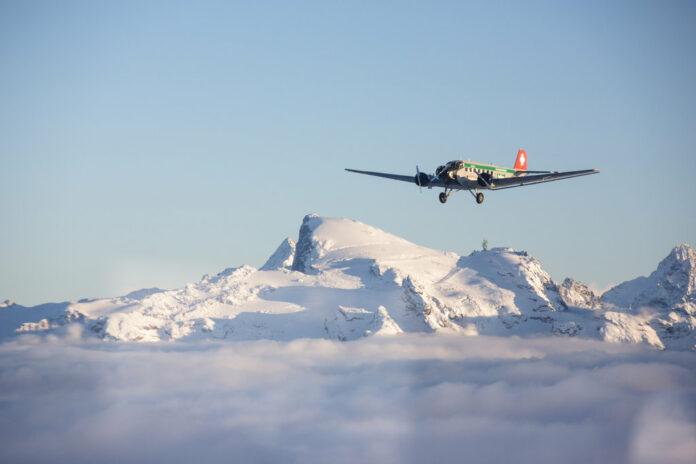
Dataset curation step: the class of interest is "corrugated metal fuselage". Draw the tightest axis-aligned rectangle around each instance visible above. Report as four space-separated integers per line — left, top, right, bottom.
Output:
439 160 522 190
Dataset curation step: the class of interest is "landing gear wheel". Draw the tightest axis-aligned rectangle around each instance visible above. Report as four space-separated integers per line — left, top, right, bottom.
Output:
476 192 484 204
439 192 447 204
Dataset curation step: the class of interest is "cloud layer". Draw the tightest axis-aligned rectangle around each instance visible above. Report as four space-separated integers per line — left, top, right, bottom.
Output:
1 331 695 464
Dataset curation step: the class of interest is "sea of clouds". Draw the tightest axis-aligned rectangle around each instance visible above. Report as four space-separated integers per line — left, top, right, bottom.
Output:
1 326 695 464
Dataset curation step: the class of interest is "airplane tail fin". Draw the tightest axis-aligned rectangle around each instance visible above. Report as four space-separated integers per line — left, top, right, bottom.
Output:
514 149 527 171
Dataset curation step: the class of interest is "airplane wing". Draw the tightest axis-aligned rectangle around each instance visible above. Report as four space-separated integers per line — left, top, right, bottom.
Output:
344 168 413 183
345 167 598 192
344 168 446 187
490 169 599 190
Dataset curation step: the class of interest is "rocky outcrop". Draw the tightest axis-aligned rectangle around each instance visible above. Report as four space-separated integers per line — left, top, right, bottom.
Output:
261 238 296 271
560 278 601 309
291 214 322 273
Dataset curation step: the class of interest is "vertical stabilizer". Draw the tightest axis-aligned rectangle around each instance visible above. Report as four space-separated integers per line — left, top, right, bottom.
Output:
514 149 527 171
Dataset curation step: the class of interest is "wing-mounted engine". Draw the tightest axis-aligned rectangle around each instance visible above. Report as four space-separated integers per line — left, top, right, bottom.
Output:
477 172 493 187
414 171 430 186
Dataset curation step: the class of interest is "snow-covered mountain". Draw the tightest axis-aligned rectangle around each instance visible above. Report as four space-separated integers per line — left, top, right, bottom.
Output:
1 215 694 350
601 244 696 350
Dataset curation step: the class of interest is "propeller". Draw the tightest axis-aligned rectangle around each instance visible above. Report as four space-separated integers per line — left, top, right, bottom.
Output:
415 165 433 191
416 165 422 192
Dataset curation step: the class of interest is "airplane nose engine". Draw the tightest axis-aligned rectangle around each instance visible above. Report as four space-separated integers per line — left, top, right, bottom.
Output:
477 172 492 187
414 172 430 186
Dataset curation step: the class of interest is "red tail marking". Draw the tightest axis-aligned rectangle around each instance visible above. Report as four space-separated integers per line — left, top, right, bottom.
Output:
514 149 527 171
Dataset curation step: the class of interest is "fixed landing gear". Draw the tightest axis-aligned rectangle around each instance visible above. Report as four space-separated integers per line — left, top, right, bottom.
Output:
468 189 485 204
439 189 484 204
439 187 455 204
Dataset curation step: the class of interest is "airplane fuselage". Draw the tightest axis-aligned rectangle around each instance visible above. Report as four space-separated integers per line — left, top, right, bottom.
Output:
436 160 523 189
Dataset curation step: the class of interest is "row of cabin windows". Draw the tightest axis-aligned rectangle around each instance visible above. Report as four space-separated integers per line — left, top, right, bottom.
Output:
464 167 492 174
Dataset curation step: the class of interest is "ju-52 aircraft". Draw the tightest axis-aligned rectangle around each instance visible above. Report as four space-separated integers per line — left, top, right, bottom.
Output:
346 149 598 204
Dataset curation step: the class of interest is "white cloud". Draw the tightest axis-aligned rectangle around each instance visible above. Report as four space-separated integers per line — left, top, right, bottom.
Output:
629 393 696 464
0 332 694 464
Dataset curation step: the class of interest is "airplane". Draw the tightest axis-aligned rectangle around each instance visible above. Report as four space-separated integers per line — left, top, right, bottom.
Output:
346 149 599 204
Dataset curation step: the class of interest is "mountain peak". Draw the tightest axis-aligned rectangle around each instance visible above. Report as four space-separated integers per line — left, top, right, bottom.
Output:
602 243 696 310
659 244 696 274
653 244 696 303
261 238 296 271
668 244 695 260
290 214 423 274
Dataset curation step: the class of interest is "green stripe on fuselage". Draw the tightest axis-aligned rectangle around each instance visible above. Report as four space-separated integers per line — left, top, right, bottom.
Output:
460 161 516 175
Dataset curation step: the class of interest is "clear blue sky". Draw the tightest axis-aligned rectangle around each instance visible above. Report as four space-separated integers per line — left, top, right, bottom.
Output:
1 1 695 305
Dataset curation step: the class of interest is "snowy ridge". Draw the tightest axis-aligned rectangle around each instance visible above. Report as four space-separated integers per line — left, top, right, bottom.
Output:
1 215 694 350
